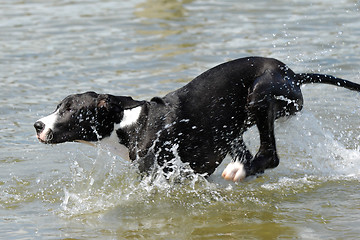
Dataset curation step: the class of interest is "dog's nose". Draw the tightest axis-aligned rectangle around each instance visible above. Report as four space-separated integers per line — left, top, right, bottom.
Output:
34 121 45 134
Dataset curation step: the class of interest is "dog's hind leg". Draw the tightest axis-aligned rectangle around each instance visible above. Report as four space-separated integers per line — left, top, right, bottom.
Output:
243 72 286 177
249 99 280 174
222 71 284 182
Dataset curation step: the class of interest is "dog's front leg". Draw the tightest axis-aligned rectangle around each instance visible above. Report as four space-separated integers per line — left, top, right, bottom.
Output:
222 137 253 182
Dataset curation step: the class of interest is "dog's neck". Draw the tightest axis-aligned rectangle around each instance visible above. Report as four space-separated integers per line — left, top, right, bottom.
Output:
97 105 144 160
119 106 143 128
97 129 130 161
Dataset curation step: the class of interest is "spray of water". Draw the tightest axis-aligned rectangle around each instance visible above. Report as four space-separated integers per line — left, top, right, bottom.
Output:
58 141 227 217
260 110 360 191
58 110 360 217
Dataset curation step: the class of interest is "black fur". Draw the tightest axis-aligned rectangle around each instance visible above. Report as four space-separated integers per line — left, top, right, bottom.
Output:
34 57 360 178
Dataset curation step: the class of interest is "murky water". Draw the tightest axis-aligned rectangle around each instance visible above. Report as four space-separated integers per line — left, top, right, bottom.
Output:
1 0 360 239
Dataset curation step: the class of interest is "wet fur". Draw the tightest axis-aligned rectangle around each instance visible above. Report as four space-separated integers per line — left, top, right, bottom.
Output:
34 57 360 181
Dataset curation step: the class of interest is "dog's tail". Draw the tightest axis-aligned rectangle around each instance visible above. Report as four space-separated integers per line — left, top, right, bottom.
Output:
295 73 360 92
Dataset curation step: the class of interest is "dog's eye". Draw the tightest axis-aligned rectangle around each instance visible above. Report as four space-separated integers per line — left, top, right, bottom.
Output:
63 103 74 112
60 105 74 114
66 107 75 112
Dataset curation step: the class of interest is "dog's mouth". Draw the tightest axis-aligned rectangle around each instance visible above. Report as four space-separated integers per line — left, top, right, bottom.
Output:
74 140 96 146
36 129 54 144
37 130 96 145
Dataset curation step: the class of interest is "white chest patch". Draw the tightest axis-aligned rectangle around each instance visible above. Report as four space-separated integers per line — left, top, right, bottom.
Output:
78 106 142 161
119 106 142 129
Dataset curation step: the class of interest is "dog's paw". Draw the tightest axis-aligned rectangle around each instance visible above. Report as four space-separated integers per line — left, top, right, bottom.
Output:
221 161 246 182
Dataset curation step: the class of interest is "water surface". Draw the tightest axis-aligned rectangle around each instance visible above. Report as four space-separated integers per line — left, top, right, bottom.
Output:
1 0 360 239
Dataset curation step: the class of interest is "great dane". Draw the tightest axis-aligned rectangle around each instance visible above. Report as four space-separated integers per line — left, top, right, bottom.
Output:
34 57 360 181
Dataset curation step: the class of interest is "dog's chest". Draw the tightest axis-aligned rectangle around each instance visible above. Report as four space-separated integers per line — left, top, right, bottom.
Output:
98 129 130 161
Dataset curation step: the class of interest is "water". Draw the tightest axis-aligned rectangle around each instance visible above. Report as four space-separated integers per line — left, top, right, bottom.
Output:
1 0 360 239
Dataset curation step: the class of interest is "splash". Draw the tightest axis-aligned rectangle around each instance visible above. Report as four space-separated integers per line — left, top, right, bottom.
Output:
58 110 360 217
274 111 360 179
58 143 228 218
258 110 360 191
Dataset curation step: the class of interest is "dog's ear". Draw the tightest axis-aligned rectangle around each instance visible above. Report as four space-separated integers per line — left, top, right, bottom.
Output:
97 94 122 113
97 94 144 112
121 96 145 110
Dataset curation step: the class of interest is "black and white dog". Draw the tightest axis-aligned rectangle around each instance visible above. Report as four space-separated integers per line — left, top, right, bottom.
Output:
34 57 360 182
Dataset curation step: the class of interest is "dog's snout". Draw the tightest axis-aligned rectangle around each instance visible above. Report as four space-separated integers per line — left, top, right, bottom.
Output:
34 121 45 134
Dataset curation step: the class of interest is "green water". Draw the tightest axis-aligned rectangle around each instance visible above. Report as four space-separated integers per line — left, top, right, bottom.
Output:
1 0 360 239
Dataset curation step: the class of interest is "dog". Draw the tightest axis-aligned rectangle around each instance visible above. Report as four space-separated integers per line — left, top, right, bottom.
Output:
34 57 360 182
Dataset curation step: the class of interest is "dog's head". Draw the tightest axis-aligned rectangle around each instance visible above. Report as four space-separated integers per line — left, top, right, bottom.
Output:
34 91 144 144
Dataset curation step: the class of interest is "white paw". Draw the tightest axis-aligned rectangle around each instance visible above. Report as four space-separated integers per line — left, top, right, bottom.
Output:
221 161 246 182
